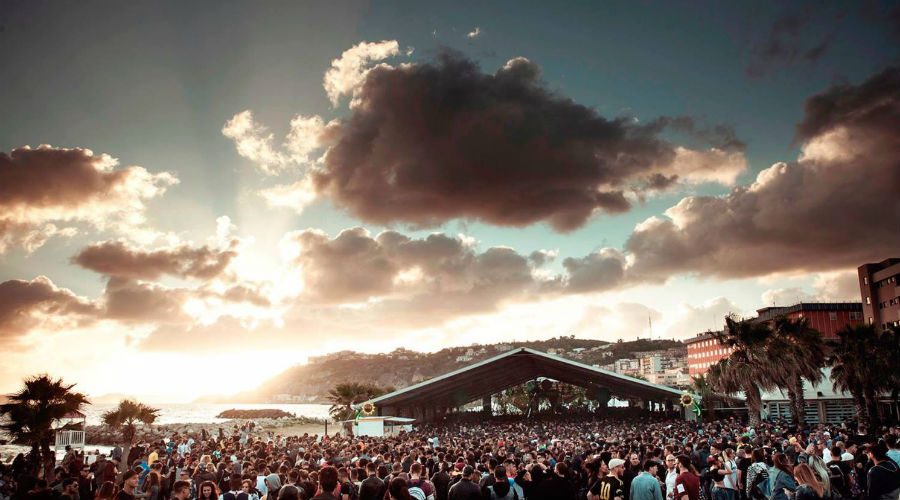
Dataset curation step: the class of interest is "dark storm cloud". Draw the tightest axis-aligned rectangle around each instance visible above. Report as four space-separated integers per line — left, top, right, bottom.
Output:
311 52 744 232
0 145 176 253
73 240 239 281
0 277 99 341
625 66 900 280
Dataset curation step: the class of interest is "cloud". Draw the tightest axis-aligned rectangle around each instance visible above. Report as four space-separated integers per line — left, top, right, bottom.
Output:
0 145 177 254
72 239 239 280
323 40 401 107
0 276 100 343
467 27 482 39
761 270 862 306
309 51 746 232
626 66 900 280
561 249 628 293
664 297 743 338
221 111 289 174
746 9 836 77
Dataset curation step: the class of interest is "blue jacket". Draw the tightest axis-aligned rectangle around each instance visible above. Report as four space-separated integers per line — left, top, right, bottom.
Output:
769 468 797 500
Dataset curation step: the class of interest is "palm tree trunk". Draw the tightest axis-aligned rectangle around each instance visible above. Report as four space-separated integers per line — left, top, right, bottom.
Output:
40 436 55 481
863 387 880 430
852 393 869 432
789 375 807 427
744 383 762 426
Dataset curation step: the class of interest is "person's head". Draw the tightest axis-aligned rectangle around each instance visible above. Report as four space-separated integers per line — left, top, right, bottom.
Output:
199 481 218 500
608 458 626 478
172 481 191 500
123 470 139 490
366 462 377 476
773 453 793 475
629 453 641 468
180 469 191 483
317 466 338 496
794 463 823 498
97 481 116 500
665 454 677 470
62 478 78 494
751 448 765 463
241 480 252 493
643 460 658 475
388 477 411 500
555 462 568 478
723 448 734 459
409 462 422 477
278 485 300 500
462 465 475 480
676 455 694 474
868 442 889 462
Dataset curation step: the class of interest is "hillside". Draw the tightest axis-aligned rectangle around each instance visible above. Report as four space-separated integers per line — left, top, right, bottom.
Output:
231 336 683 403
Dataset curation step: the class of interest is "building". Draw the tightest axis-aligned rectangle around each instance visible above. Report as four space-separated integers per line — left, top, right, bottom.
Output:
858 258 900 331
753 302 863 339
685 331 732 375
761 367 899 424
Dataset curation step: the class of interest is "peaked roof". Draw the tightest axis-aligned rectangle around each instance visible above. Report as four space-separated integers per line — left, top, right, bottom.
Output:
362 347 684 409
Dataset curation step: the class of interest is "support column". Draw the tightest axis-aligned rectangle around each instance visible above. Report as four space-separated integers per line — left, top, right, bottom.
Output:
482 395 492 417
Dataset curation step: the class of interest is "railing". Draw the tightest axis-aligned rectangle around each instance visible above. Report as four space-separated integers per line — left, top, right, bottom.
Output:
54 430 85 449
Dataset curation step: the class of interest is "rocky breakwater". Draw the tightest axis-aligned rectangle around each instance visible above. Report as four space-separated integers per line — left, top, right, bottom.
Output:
84 416 326 446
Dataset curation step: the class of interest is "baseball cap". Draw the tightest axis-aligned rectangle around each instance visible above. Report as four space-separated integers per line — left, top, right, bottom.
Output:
609 458 626 469
841 452 854 461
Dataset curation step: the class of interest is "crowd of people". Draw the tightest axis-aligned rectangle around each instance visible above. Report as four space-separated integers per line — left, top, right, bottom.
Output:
1 411 898 500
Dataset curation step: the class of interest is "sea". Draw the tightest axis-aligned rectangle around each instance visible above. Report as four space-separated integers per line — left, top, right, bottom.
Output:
0 403 331 461
77 402 332 426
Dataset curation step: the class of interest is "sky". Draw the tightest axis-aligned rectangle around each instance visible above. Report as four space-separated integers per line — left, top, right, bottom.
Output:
1 1 898 401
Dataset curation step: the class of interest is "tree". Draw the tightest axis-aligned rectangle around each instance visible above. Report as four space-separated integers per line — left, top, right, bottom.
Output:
707 316 784 426
772 316 826 427
0 374 89 480
326 382 393 421
101 400 160 471
827 324 895 431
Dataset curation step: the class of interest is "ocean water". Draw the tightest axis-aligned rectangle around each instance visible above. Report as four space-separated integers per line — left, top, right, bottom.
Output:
79 403 332 426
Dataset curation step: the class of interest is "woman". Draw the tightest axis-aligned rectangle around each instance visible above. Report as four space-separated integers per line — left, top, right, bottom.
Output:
769 453 797 500
241 479 259 500
744 449 769 500
793 464 824 500
143 471 161 500
388 477 412 500
96 481 118 500
198 481 219 500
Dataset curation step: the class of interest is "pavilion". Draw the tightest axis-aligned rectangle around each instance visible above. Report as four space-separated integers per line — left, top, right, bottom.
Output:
360 347 696 422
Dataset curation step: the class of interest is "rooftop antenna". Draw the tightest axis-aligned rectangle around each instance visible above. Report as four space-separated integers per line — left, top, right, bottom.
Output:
648 314 652 340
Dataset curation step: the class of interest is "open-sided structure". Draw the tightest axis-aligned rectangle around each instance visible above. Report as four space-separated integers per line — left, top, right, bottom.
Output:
363 347 693 422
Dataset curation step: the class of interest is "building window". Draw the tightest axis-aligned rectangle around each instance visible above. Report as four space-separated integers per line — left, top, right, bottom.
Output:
866 296 870 304
868 317 873 325
829 312 837 320
850 311 862 320
864 277 868 284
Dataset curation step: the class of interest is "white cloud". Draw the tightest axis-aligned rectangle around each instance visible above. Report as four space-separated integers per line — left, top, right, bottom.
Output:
221 110 288 174
323 40 401 107
467 27 482 39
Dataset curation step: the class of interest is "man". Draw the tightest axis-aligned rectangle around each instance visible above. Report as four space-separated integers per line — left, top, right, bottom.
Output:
408 463 435 500
826 446 851 500
531 462 576 500
447 466 481 500
148 447 159 466
886 436 900 467
116 470 140 500
60 478 79 500
336 468 357 500
172 480 192 500
630 460 663 500
430 462 451 500
674 456 700 500
312 466 341 500
664 455 678 500
358 462 386 500
590 458 625 500
865 443 900 500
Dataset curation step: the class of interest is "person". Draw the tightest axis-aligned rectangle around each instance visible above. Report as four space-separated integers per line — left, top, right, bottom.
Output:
171 481 192 500
117 471 142 500
793 464 824 500
531 462 576 500
590 458 625 500
744 449 769 500
769 453 797 500
241 480 260 500
96 482 117 500
663 455 679 500
484 465 522 500
406 464 433 500
60 478 80 500
447 467 480 500
311 466 340 500
865 443 900 500
262 476 280 500
277 486 300 500
429 463 450 500
673 456 700 500
143 472 161 500
336 468 356 500
826 446 851 500
198 482 219 500
387 478 411 500
886 436 900 467
629 460 663 500
717 449 738 500
359 463 386 500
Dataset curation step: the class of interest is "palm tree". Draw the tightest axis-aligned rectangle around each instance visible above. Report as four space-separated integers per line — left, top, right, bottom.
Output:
0 374 89 480
772 316 826 427
707 316 784 426
827 324 894 431
101 400 159 471
327 382 393 421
